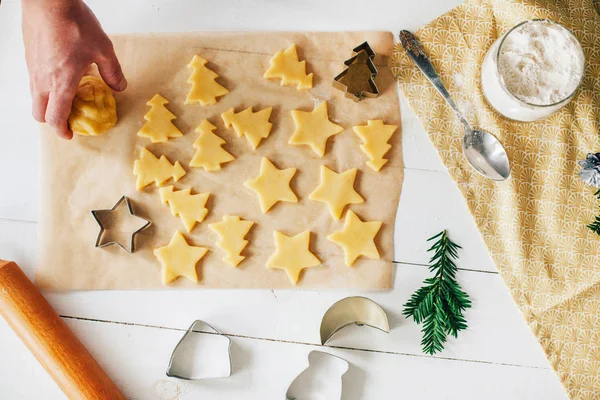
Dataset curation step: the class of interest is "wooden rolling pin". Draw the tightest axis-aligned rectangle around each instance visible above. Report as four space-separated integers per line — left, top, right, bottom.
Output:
0 260 126 400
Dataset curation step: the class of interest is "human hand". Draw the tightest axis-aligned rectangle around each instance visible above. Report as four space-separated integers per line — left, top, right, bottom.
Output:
22 0 127 139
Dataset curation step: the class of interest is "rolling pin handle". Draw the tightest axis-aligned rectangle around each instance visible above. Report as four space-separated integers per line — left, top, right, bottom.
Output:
0 259 126 400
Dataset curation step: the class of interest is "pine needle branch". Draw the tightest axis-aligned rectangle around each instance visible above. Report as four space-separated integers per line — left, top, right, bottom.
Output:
402 230 472 355
588 189 600 236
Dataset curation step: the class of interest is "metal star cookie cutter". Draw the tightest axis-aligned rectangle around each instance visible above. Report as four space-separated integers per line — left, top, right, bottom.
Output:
286 350 349 400
91 195 151 253
166 320 232 380
320 296 390 345
333 41 379 102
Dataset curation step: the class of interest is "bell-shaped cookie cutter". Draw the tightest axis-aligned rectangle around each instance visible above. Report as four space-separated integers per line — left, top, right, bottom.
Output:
285 350 349 400
91 195 151 253
166 320 232 380
320 296 390 345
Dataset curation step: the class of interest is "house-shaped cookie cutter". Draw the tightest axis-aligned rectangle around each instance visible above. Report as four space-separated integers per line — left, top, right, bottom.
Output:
166 320 232 380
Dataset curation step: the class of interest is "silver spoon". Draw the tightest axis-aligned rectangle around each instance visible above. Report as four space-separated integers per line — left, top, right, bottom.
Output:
400 30 510 181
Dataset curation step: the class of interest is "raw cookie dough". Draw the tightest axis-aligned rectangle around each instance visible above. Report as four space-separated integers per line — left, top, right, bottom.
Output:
209 215 254 267
154 231 208 285
328 210 382 267
137 94 183 143
309 166 364 220
133 148 186 190
244 157 298 213
68 76 117 136
159 186 210 232
264 44 313 90
266 231 321 285
185 55 229 106
290 102 343 157
221 106 273 150
189 120 235 171
353 120 397 171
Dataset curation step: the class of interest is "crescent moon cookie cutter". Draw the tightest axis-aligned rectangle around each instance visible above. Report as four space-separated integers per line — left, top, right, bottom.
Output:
166 320 232 380
320 296 390 345
91 195 151 253
285 350 349 400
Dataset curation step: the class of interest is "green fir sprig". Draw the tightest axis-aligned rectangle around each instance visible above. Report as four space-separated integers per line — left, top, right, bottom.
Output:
588 189 600 236
402 230 472 355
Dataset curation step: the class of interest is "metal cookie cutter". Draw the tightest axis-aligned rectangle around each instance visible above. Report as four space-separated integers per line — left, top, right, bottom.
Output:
320 296 390 345
166 320 232 380
92 196 151 253
91 195 151 253
286 350 349 400
333 41 379 102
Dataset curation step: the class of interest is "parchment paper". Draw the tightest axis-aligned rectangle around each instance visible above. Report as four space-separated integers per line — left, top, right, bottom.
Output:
36 32 402 290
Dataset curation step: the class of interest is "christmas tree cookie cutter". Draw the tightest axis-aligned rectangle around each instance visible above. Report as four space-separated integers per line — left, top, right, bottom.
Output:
319 296 390 345
333 42 379 102
91 195 151 253
285 350 349 400
166 320 232 380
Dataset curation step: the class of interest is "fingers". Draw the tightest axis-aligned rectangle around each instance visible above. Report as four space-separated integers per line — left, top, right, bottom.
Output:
96 41 127 92
32 91 49 123
45 83 78 140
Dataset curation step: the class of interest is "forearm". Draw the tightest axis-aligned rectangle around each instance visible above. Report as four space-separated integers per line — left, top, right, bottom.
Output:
21 0 125 139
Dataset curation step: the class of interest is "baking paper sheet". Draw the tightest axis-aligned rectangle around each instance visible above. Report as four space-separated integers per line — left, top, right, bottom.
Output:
36 31 402 290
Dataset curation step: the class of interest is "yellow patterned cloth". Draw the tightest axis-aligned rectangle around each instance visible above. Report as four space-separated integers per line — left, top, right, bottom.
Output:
392 0 600 398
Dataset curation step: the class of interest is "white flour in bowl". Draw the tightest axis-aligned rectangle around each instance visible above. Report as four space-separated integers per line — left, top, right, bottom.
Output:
497 20 583 106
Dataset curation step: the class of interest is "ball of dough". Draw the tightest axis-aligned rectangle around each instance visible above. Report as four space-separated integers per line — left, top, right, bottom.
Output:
68 76 117 136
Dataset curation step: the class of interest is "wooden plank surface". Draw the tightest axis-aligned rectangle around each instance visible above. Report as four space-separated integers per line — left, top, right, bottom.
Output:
0 316 567 400
0 0 568 398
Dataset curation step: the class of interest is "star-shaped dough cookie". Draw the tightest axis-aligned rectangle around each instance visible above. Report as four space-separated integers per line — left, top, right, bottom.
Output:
266 231 321 285
209 215 254 267
353 120 397 171
289 102 343 157
153 231 208 285
328 211 382 267
309 166 364 220
244 157 298 213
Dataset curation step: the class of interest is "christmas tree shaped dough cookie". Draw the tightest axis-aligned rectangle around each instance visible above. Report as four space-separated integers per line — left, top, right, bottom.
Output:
159 186 210 233
190 120 234 171
353 120 397 171
186 55 229 106
137 94 183 143
154 231 208 285
133 148 186 190
264 44 313 90
309 166 364 220
266 231 320 285
221 107 273 150
290 102 343 157
244 157 298 213
209 215 254 267
328 211 382 267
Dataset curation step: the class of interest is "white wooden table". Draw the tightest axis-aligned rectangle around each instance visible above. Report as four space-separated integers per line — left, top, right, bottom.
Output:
0 0 568 398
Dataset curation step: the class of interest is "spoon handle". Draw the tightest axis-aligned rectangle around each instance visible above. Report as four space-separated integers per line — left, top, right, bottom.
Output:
399 30 469 128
